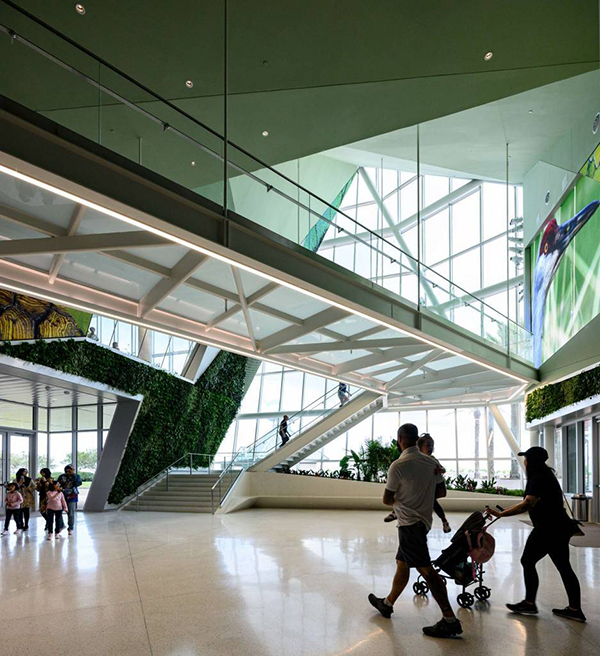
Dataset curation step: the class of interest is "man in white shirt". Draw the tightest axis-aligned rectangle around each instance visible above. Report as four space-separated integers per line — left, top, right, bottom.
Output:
368 423 462 639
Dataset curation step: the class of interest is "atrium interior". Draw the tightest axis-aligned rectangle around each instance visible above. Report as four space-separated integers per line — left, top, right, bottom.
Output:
0 1 599 654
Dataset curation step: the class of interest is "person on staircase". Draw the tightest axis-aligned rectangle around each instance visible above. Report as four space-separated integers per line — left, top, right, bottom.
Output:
338 382 349 406
278 415 291 447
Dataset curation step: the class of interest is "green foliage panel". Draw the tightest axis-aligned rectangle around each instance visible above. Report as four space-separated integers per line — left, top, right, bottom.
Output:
0 340 247 503
526 363 600 423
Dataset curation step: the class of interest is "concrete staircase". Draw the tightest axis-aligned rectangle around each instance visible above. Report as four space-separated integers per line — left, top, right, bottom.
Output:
122 472 223 513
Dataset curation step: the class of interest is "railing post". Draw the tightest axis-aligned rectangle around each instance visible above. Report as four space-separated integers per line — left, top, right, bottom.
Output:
136 487 139 512
166 469 169 492
189 452 192 475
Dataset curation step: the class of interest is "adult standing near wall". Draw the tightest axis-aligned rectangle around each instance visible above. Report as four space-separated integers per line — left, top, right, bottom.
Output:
15 468 35 531
486 446 586 622
57 464 82 536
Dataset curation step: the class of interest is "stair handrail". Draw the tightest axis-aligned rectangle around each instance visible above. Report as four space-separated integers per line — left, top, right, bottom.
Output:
211 451 244 514
247 386 350 458
133 451 217 511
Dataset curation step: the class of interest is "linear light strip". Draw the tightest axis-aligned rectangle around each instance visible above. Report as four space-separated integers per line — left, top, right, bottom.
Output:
0 163 530 384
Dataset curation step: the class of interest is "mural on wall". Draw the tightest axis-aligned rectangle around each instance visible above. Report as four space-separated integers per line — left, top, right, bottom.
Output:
531 143 600 366
0 290 91 340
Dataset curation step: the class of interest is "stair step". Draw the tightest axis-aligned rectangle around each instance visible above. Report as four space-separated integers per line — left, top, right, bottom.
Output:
123 506 213 513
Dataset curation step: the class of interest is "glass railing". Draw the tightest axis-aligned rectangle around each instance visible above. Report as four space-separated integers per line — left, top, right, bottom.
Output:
0 2 533 361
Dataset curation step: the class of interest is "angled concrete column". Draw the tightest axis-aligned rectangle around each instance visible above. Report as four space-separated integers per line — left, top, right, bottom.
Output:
84 399 141 511
137 327 152 362
489 404 525 473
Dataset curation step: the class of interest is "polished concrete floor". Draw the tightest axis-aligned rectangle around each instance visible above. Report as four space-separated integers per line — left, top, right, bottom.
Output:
0 509 598 655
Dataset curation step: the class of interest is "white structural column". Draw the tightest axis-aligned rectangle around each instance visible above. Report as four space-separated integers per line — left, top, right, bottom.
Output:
489 404 525 473
528 428 541 448
543 425 555 468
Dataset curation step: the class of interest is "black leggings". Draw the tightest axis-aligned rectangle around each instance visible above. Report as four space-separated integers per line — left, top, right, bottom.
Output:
22 508 30 528
433 500 447 522
521 527 581 609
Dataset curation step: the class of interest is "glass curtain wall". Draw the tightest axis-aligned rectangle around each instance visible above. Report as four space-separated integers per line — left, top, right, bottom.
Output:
88 316 194 376
215 363 526 488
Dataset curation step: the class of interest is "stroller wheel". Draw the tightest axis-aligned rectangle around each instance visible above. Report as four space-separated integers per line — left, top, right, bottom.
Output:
457 592 474 608
413 581 429 596
474 585 491 600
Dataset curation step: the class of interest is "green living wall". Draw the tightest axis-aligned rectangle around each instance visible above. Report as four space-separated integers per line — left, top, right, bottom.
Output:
0 339 247 503
526 364 600 422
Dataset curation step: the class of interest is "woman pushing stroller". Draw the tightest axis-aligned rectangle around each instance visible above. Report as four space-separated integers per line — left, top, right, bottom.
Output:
486 446 586 623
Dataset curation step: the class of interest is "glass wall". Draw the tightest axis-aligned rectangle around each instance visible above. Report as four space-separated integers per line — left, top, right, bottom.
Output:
215 363 526 488
88 316 194 376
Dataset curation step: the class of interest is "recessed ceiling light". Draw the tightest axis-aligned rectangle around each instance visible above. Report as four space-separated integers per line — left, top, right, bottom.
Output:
191 161 196 167
528 110 533 114
545 191 551 205
185 80 194 89
75 4 86 15
593 112 600 135
484 51 493 61
262 130 269 137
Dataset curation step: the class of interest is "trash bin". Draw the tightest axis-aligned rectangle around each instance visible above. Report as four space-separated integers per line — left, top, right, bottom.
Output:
571 494 590 522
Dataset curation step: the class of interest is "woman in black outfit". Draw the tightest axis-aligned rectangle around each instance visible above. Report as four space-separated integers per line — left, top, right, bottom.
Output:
486 446 585 622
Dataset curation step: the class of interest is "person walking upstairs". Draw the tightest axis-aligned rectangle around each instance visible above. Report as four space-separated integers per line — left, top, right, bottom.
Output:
278 416 291 447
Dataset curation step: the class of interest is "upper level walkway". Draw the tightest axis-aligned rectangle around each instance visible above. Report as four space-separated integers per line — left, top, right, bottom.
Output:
0 96 537 405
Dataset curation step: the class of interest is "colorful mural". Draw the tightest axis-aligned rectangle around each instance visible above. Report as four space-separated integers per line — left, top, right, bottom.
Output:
0 290 91 340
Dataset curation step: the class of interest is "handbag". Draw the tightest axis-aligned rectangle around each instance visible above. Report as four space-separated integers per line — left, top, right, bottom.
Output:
562 492 585 537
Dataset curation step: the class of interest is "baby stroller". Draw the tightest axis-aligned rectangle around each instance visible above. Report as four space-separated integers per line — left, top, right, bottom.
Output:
413 509 499 609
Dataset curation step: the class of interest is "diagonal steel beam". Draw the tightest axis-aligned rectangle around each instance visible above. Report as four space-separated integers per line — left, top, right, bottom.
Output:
268 336 423 355
231 266 258 350
385 349 443 391
259 307 350 353
48 204 86 284
334 345 433 376
207 282 278 329
0 231 169 257
358 168 439 306
138 251 209 317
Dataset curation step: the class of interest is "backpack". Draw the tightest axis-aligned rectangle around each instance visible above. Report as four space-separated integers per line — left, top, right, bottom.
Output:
466 528 495 564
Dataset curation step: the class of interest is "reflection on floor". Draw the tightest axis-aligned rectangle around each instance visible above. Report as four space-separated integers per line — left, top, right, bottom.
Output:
0 509 598 655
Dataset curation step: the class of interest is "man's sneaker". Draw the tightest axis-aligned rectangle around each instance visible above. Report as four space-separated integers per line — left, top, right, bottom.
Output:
552 607 586 623
442 521 452 533
368 594 393 618
23 527 29 531
422 618 463 638
14 529 22 535
1 530 8 536
55 533 61 540
68 529 73 536
383 513 396 523
506 601 538 615
46 534 53 541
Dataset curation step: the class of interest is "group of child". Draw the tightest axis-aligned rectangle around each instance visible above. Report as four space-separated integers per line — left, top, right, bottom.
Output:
2 465 81 540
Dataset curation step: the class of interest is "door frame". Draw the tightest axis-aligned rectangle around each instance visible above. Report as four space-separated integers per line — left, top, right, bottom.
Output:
0 428 35 509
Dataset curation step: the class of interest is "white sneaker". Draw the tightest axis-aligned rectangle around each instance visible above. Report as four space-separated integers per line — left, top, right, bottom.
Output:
55 533 61 540
1 530 8 536
47 533 53 541
14 529 22 535
443 521 452 534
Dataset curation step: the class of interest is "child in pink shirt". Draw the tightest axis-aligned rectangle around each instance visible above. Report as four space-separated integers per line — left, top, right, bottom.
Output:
2 481 24 535
45 482 68 540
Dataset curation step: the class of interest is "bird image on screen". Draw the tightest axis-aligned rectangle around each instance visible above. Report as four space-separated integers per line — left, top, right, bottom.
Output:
532 201 600 366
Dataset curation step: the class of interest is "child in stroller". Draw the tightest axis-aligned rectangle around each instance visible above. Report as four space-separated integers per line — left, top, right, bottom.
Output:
413 509 499 608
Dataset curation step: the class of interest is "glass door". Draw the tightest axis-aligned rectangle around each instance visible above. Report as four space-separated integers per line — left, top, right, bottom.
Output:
1 431 34 509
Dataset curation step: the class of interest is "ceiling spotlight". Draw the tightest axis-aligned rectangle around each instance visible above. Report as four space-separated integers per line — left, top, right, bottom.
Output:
75 3 86 15
484 51 493 61
191 161 196 167
63 390 70 395
185 80 194 89
528 109 534 114
593 112 600 135
262 130 269 137
545 191 551 205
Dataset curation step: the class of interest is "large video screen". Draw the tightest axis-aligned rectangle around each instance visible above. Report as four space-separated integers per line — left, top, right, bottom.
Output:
530 143 600 366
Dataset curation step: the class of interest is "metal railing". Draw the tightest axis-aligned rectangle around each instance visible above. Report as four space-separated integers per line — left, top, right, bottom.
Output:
210 387 355 512
0 2 533 361
132 451 224 511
